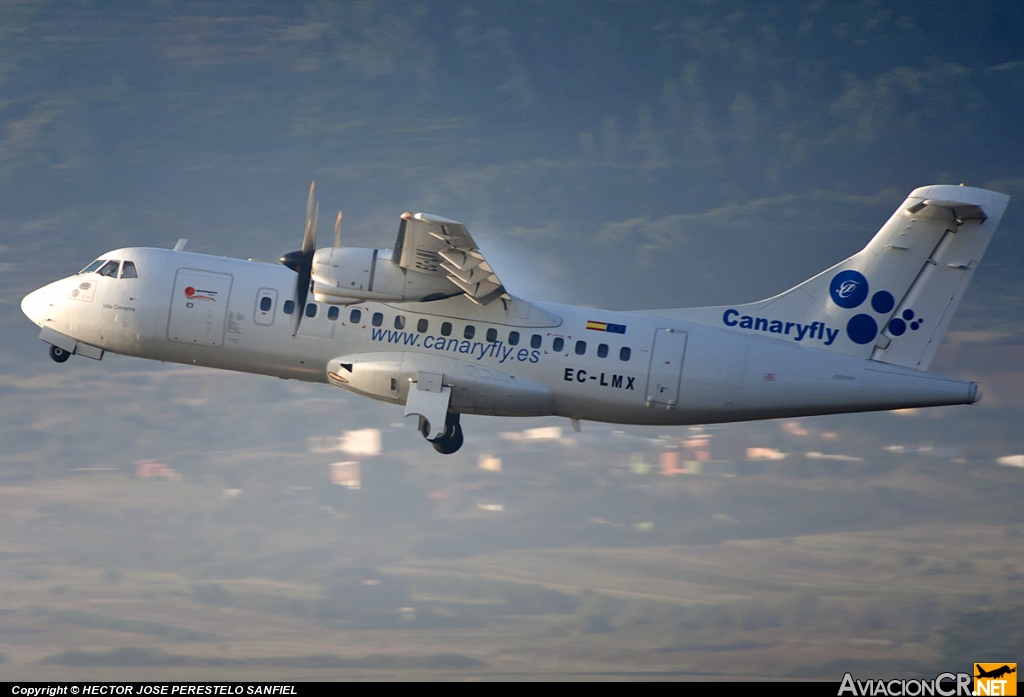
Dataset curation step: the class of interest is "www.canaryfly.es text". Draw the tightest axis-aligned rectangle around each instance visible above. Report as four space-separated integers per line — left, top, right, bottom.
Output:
371 328 541 363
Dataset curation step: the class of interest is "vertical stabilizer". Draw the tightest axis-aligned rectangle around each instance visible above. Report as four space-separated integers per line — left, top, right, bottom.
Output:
868 186 1008 370
678 185 1009 371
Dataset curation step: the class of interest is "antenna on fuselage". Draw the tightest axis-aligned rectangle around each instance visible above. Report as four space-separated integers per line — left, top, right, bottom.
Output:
173 239 188 251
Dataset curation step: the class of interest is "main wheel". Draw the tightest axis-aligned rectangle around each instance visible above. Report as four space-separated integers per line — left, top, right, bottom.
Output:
49 345 71 363
431 423 464 454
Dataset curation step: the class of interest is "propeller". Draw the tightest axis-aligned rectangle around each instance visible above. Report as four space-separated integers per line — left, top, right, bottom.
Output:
281 181 319 336
334 211 343 248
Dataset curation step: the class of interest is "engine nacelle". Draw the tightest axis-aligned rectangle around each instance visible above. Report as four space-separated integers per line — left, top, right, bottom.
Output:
326 351 554 417
311 247 455 305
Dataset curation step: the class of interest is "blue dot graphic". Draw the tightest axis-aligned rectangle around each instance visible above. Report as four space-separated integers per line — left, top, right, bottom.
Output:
911 322 920 331
902 309 915 321
847 314 879 345
889 318 907 336
871 291 895 314
830 270 870 309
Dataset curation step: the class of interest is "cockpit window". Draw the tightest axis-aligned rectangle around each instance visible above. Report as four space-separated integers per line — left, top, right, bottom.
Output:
120 261 138 279
97 260 120 278
79 259 106 274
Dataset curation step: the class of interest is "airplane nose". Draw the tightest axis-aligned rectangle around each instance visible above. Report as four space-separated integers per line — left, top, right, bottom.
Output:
21 287 48 326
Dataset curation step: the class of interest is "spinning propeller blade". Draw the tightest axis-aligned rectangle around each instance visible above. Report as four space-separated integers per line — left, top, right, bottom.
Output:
281 181 319 336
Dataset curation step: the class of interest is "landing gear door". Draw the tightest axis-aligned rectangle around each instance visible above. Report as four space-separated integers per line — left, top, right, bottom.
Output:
404 372 452 440
646 328 688 408
168 269 233 347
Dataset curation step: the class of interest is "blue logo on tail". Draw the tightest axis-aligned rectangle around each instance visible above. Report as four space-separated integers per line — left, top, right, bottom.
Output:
830 270 869 309
829 271 924 345
846 314 878 344
723 271 921 348
887 309 924 336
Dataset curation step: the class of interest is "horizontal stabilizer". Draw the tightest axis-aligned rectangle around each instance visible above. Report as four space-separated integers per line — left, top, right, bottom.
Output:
906 198 988 222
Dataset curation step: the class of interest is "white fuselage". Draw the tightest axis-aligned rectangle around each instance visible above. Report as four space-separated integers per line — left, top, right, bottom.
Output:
21 246 978 428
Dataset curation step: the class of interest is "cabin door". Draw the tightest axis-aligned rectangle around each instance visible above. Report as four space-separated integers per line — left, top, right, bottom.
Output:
167 269 233 347
646 328 688 408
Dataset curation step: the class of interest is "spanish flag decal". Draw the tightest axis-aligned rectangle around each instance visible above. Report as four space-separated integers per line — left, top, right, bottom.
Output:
586 321 626 334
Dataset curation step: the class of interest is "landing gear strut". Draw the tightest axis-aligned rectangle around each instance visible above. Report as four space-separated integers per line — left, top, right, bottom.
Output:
49 345 71 363
421 412 463 454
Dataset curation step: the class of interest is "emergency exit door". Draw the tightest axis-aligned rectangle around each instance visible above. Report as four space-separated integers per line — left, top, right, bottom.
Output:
646 328 688 407
167 269 233 347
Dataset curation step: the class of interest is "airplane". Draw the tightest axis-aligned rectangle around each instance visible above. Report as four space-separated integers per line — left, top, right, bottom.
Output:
975 665 1017 680
20 183 1010 454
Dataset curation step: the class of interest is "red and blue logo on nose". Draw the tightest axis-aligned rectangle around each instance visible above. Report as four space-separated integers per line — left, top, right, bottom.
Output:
183 286 216 302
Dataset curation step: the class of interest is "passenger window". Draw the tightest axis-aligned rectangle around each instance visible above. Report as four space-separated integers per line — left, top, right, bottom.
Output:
575 340 586 355
597 343 609 358
260 297 272 312
441 322 452 337
508 331 520 346
417 318 429 333
464 325 475 340
372 312 383 327
395 315 405 330
97 260 120 278
120 261 138 279
553 337 565 352
486 327 498 342
79 259 105 274
350 309 362 323
530 334 542 349
619 347 631 361
283 300 295 315
328 306 339 321
305 303 317 318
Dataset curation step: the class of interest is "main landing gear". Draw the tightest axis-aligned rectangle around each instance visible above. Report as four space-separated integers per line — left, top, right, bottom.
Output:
421 411 464 454
49 345 71 363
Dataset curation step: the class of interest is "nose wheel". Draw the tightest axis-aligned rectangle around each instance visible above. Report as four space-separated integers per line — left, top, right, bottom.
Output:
421 412 464 454
49 345 71 363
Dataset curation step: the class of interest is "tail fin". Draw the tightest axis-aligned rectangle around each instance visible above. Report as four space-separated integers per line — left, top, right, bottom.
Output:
691 185 1009 371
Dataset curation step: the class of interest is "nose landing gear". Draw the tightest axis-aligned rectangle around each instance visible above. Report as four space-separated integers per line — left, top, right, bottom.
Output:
49 345 71 363
420 412 464 454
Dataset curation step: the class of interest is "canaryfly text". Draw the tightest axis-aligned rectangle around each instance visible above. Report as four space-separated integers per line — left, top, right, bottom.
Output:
722 308 840 346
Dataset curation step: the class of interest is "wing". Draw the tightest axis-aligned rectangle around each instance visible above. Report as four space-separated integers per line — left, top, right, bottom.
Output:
393 212 509 305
